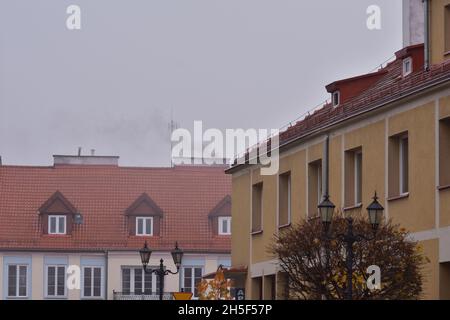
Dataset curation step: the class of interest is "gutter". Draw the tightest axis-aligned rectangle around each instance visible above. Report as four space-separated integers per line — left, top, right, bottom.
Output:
226 72 450 174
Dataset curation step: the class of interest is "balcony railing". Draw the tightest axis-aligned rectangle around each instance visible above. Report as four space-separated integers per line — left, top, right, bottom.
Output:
113 291 174 300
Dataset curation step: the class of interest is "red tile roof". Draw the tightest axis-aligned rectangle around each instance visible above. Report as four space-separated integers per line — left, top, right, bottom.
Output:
227 44 450 172
0 164 231 253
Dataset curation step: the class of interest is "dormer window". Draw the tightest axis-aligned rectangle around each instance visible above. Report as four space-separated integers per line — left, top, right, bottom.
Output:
125 193 163 237
48 215 66 234
218 217 231 235
38 191 78 236
332 91 340 107
403 57 413 77
208 195 231 236
136 217 153 236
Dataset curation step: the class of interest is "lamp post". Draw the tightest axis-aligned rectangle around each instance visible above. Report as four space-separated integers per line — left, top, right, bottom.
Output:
318 192 383 300
139 241 184 300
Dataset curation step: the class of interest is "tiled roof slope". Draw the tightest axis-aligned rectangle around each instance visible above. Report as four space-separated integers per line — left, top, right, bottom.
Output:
279 48 450 146
228 44 450 171
0 164 231 253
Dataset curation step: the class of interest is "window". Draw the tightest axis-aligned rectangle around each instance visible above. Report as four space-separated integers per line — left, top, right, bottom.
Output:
279 172 291 227
183 267 202 298
308 160 322 216
122 267 160 295
46 265 66 298
399 136 409 194
218 217 231 235
136 217 153 236
440 118 450 186
445 5 450 52
332 91 340 107
82 267 103 298
389 133 409 198
7 265 28 298
402 57 413 76
48 215 66 235
345 149 362 207
252 183 263 233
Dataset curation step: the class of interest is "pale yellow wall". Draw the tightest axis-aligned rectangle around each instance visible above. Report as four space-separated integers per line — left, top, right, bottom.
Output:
344 120 386 214
430 0 450 65
329 135 343 210
421 239 440 299
388 102 436 232
278 151 307 224
31 254 44 300
231 173 251 269
252 170 277 264
440 95 450 119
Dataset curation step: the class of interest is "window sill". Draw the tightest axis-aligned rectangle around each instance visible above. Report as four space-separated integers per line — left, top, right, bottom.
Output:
438 184 450 191
343 203 362 211
251 230 263 236
217 233 231 237
278 223 291 230
387 193 409 202
444 51 450 57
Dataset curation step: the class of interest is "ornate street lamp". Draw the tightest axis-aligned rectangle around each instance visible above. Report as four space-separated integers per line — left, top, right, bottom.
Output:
139 241 184 300
319 192 383 300
366 192 384 231
318 193 336 232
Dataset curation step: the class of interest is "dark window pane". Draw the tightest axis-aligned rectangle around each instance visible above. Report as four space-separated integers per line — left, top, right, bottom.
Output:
194 268 202 297
93 268 101 297
50 217 56 233
47 266 55 296
8 265 17 297
137 219 143 235
134 268 142 294
57 267 65 296
184 268 192 293
84 268 91 297
144 271 152 294
58 217 65 234
19 266 27 297
145 218 151 235
122 268 131 294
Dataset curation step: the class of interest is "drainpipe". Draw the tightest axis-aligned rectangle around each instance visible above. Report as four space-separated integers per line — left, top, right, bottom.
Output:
323 134 330 199
424 0 430 71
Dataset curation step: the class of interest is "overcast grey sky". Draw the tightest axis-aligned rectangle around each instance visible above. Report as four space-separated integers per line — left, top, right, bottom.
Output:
0 0 403 167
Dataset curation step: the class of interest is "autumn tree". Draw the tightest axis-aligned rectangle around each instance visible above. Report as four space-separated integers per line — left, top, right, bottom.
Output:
270 215 428 300
197 266 233 300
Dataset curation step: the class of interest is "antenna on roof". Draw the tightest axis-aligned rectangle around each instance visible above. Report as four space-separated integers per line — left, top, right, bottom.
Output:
78 147 82 156
168 108 179 168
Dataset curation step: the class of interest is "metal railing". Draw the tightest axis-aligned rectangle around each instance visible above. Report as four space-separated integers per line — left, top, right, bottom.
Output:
112 291 173 300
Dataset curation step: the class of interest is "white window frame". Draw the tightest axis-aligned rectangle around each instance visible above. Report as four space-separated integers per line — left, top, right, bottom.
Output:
48 215 66 235
354 151 363 205
81 266 104 299
399 135 409 195
136 217 153 236
218 217 231 235
332 91 340 107
121 267 159 295
403 57 413 77
45 265 67 298
6 264 28 298
182 266 203 299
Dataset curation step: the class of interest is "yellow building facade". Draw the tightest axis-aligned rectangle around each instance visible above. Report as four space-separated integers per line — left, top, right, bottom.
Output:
227 0 450 300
